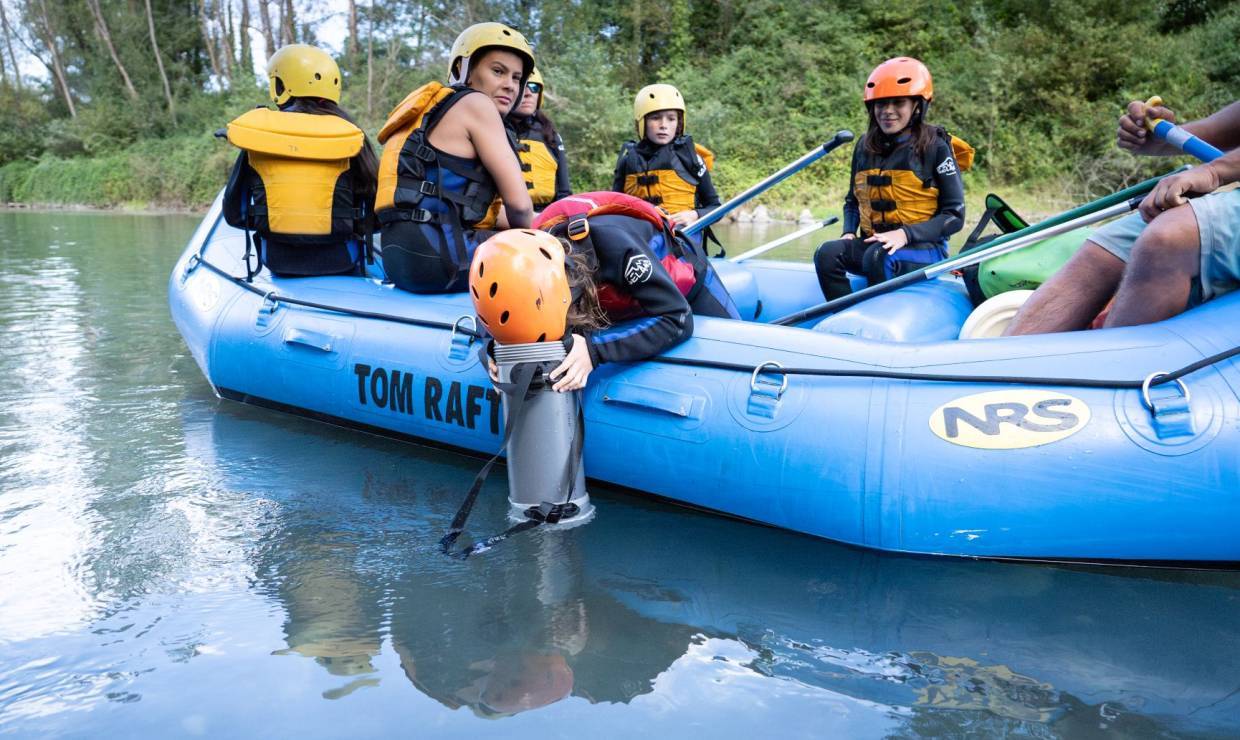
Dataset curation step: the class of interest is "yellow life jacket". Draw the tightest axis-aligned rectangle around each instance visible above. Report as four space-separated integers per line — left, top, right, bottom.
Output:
375 81 502 230
508 115 563 208
618 136 714 215
853 129 972 236
226 108 363 237
222 108 368 278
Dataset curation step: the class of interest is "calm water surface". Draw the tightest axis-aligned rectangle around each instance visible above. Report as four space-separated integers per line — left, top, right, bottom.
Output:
2 210 1239 738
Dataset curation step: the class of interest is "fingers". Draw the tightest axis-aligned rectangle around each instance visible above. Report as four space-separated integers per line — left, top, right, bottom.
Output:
1117 111 1147 151
551 364 586 392
549 358 569 381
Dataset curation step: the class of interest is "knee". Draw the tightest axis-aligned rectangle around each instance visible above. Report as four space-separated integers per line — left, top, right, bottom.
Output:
813 240 846 271
1129 207 1200 276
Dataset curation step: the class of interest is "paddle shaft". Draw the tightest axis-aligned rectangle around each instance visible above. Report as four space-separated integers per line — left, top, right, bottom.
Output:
684 131 854 237
729 217 839 262
773 197 1145 326
769 166 1184 326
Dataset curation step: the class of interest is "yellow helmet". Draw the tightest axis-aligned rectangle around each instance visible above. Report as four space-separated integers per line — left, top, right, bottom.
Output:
267 44 341 106
634 84 686 139
447 22 535 90
527 67 545 110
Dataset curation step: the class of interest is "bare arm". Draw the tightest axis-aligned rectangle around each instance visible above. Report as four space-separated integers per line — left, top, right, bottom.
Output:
462 95 533 227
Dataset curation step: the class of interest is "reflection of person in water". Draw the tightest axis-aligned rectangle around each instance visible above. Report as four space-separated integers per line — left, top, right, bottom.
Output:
387 529 698 716
259 531 385 699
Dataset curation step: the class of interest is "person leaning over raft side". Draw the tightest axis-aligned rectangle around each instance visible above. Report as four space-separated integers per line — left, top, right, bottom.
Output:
223 45 379 278
375 22 535 294
507 67 572 211
1005 99 1240 334
483 197 724 392
812 57 972 301
611 84 721 229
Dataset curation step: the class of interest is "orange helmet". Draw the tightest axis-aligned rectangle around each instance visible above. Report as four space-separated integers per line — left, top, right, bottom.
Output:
864 57 933 103
470 229 571 344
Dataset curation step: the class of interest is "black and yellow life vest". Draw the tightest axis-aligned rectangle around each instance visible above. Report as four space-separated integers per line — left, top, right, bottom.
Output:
375 81 504 231
854 128 973 237
511 117 560 208
223 107 367 278
618 136 714 214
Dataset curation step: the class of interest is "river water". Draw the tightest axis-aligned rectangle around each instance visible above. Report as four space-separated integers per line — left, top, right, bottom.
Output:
2 210 1238 738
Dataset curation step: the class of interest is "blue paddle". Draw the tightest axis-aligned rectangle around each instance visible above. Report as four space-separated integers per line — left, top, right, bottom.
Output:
1143 96 1224 162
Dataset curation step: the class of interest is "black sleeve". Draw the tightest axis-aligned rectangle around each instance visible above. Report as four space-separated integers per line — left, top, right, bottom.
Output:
842 144 861 235
611 145 630 193
584 220 693 366
693 166 722 219
553 134 572 202
903 137 965 245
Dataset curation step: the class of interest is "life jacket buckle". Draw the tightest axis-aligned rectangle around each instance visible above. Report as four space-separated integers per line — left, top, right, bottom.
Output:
414 144 436 163
418 180 438 196
409 208 434 223
566 216 590 242
636 174 659 186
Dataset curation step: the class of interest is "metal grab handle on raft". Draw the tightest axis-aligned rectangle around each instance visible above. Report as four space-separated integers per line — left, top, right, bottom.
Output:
451 314 478 344
1141 371 1190 414
750 361 789 398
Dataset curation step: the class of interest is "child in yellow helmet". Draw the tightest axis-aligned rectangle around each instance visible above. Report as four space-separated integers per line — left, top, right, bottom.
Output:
506 67 572 211
611 84 720 228
375 23 536 293
222 44 379 278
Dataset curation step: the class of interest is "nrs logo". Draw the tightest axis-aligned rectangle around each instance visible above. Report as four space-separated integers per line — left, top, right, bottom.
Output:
929 390 1090 449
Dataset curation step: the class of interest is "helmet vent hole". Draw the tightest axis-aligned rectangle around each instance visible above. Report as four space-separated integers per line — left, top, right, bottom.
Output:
866 82 875 88
489 282 498 298
314 73 322 80
334 78 339 85
478 262 485 277
897 77 911 84
536 297 543 309
500 310 510 324
479 316 490 327
274 77 286 96
537 333 546 342
471 286 479 299
539 247 552 260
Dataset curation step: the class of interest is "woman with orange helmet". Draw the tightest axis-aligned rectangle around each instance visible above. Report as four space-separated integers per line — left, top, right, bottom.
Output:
812 57 973 301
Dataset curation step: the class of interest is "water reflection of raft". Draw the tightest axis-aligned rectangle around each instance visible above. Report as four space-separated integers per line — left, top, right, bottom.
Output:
170 195 1240 563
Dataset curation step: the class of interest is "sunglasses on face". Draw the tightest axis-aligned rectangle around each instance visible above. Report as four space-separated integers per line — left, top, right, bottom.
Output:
526 82 543 94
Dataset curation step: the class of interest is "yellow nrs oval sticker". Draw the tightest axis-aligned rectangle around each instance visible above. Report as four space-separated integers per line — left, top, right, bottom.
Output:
929 389 1090 450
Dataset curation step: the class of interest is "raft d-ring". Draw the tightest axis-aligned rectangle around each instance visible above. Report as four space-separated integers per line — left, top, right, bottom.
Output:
750 361 789 398
1141 371 1190 413
451 314 478 345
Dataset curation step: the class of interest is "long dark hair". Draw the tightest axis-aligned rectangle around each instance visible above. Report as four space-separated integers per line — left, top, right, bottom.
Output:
862 98 938 158
282 97 379 201
559 239 608 331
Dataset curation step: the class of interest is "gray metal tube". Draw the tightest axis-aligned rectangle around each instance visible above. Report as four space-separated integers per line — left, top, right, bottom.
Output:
494 341 592 525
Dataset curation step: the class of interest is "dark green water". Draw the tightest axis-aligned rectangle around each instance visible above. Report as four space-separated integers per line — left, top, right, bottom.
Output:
2 210 1239 738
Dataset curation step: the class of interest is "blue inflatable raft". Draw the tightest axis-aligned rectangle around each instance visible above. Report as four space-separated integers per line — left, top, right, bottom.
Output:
170 195 1240 563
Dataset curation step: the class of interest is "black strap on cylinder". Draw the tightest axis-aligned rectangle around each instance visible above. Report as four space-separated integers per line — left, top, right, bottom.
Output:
438 357 586 559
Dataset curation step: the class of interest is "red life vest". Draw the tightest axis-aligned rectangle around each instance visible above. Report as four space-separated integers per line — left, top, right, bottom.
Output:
534 192 698 317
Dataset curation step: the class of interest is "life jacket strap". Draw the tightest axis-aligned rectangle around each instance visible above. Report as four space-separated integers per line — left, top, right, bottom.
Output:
866 174 892 186
870 198 898 213
636 174 660 186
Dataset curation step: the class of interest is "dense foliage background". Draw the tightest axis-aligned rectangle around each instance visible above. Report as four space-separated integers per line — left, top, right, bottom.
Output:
0 0 1236 211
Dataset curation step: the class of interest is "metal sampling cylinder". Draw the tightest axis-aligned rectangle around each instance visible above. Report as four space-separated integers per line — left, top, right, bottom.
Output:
493 341 592 525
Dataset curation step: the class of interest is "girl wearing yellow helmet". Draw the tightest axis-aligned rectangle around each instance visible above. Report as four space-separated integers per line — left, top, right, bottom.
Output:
812 57 973 301
375 23 536 293
611 84 720 228
222 44 378 278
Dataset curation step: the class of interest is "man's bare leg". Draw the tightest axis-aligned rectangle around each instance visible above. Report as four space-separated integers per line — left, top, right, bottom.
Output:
1103 204 1200 328
1003 242 1126 335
